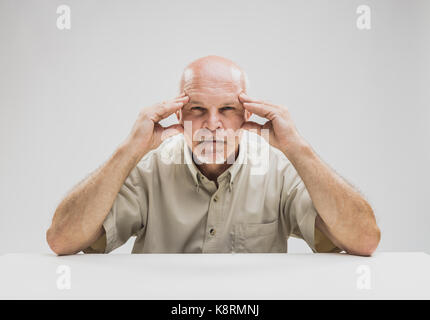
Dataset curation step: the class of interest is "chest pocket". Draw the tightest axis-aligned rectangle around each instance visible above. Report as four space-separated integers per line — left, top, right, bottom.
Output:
232 219 286 253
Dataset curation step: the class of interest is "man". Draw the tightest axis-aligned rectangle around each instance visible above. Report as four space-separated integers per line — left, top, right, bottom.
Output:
46 56 380 255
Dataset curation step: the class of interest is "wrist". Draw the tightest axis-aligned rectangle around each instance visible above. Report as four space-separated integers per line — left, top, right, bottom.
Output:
118 138 148 167
281 134 314 164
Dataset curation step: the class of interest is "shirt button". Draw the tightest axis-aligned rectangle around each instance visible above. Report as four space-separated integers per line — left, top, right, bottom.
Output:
213 195 219 202
209 228 216 236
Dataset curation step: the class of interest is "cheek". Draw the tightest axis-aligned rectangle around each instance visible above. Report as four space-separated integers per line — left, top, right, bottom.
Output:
224 111 246 129
181 115 202 144
182 110 202 122
224 115 244 143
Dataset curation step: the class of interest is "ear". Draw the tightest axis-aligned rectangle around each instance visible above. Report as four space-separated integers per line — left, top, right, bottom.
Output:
176 109 183 124
244 110 252 122
239 90 252 121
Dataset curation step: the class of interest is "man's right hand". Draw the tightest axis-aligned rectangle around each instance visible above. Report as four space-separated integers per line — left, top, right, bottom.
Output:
46 93 189 255
124 93 189 159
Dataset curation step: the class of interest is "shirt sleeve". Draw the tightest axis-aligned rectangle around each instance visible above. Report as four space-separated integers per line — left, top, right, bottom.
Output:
82 165 147 254
281 167 342 253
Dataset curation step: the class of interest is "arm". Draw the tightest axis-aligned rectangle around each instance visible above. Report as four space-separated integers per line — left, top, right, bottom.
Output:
46 142 142 255
285 140 380 256
239 92 380 256
46 94 189 255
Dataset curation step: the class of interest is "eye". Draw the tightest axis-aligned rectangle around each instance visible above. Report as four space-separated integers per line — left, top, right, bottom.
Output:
191 106 204 111
221 106 235 111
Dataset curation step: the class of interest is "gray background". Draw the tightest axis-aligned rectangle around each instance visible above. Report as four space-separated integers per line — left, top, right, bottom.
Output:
0 0 428 254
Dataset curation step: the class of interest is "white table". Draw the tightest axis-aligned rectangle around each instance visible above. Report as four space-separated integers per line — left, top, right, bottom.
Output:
0 252 429 299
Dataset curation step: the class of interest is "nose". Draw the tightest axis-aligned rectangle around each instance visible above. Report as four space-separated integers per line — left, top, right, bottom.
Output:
203 110 222 131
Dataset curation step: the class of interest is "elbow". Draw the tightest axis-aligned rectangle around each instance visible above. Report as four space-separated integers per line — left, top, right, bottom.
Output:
46 227 76 256
367 225 382 256
348 202 381 257
46 227 63 255
348 225 381 257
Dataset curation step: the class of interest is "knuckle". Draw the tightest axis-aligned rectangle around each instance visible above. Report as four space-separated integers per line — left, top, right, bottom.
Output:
138 111 148 121
138 110 149 120
159 105 167 114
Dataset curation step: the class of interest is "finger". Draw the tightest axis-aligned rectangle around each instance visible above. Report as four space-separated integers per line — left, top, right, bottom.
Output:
242 102 276 120
153 101 185 122
173 96 189 109
174 95 189 103
239 92 263 104
239 93 280 110
174 92 186 99
241 121 264 135
161 124 184 141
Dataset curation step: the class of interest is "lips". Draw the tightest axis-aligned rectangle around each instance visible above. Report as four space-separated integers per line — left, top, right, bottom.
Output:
199 138 225 143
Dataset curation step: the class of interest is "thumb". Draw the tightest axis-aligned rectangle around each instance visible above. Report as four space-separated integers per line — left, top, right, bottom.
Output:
241 121 263 136
161 124 184 142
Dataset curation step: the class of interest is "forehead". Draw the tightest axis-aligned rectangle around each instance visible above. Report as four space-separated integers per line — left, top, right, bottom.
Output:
182 64 244 102
185 83 241 101
184 79 243 106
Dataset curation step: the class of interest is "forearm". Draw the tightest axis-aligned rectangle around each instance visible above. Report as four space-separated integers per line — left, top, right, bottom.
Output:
283 138 380 255
238 92 380 255
47 139 144 255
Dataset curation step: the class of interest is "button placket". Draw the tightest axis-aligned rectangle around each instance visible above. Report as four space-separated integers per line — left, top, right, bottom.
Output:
202 192 217 251
208 194 218 238
205 189 222 247
203 180 229 252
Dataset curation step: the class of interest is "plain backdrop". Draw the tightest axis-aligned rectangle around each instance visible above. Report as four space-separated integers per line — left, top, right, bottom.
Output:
0 0 428 254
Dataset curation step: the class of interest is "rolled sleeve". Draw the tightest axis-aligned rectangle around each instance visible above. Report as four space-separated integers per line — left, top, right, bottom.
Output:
82 165 147 254
283 172 341 253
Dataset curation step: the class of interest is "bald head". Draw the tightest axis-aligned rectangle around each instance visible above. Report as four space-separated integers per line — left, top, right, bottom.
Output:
179 55 248 94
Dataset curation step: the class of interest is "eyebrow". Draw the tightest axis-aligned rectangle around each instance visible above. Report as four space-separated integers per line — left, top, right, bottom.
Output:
188 101 237 106
188 100 203 105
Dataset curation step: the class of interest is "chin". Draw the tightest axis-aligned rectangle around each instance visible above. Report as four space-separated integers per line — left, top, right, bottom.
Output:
194 152 226 165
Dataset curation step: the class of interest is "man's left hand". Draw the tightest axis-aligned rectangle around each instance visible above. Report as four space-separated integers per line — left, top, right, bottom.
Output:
239 92 306 157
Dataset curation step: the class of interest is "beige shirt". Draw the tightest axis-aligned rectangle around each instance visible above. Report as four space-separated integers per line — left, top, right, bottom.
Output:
83 131 341 254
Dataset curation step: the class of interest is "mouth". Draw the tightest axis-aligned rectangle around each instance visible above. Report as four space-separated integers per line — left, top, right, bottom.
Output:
198 138 226 144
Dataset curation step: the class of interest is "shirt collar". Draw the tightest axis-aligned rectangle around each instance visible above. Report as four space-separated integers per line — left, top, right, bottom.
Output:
183 140 200 187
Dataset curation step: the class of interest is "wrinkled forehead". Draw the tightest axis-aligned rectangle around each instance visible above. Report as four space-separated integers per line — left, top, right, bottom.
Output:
182 66 244 97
